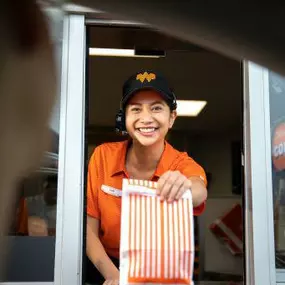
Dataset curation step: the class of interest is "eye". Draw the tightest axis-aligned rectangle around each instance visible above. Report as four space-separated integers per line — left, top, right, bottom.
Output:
130 106 141 113
152 105 163 112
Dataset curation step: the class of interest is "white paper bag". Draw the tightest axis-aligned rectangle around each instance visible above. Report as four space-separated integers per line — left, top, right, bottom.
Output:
120 179 195 285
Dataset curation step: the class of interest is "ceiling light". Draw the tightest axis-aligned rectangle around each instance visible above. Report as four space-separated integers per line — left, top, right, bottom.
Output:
89 48 134 57
176 100 207 117
89 48 164 58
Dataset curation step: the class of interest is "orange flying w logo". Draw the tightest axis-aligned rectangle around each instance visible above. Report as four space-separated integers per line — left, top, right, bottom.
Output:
136 72 156 83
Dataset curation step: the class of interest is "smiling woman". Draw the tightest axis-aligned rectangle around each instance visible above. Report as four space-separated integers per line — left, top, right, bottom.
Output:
125 90 176 149
86 70 207 285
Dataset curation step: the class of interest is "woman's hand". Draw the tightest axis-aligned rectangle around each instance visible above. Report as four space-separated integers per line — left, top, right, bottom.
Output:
103 279 119 285
157 170 191 202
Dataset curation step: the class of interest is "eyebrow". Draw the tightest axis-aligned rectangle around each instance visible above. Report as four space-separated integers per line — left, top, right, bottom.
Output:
129 100 165 106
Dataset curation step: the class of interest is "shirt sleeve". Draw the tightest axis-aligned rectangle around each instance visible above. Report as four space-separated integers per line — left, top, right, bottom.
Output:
176 152 207 216
87 147 101 219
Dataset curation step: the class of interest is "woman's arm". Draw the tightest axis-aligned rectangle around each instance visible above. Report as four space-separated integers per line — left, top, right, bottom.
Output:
189 176 207 207
86 215 119 280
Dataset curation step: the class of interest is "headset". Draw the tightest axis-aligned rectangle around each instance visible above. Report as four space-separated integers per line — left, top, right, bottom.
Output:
115 90 177 135
115 108 127 135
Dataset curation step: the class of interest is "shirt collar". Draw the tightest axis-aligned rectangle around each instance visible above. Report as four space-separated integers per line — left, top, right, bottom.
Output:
110 140 129 177
110 140 177 179
152 141 177 178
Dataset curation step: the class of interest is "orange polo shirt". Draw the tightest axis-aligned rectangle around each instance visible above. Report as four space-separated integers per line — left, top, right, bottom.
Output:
87 140 207 258
17 198 28 235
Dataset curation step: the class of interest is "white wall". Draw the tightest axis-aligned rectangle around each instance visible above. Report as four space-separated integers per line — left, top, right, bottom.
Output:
203 197 243 275
186 134 240 197
184 133 243 275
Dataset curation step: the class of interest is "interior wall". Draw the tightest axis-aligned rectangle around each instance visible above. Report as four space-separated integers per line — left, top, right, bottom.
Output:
179 132 243 275
185 133 243 275
167 130 241 197
203 197 243 275
188 135 241 197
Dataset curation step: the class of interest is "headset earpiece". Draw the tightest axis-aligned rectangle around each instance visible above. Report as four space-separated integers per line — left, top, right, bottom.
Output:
115 109 127 134
171 91 177 110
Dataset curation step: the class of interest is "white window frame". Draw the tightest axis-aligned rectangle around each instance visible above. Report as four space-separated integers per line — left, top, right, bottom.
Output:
244 61 277 284
54 14 86 285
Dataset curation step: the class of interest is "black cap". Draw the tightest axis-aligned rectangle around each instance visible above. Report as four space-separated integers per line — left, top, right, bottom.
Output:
121 70 177 110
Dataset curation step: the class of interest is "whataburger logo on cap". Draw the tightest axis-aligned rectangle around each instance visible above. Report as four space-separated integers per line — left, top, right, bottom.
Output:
136 72 156 83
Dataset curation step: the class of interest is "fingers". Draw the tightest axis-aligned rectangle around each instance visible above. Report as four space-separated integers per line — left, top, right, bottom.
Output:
174 178 191 201
168 175 189 202
158 170 178 201
157 171 191 202
157 170 171 196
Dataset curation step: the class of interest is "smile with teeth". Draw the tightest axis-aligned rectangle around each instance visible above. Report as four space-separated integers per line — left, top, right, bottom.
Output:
137 127 158 133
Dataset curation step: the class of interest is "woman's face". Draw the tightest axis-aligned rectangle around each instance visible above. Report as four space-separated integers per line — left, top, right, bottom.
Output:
125 90 177 147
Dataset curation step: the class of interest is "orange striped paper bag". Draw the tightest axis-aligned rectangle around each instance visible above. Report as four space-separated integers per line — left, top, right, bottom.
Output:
120 179 195 285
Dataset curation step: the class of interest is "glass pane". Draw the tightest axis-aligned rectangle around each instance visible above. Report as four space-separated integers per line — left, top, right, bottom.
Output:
269 71 285 270
0 3 64 282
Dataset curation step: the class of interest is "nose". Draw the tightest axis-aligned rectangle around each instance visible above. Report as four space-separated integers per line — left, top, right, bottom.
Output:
139 106 153 124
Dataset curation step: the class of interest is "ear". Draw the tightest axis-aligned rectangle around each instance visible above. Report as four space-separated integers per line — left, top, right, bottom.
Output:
169 110 177 128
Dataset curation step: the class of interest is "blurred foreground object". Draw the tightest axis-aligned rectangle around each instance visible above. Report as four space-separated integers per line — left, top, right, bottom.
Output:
0 0 58 276
72 0 285 76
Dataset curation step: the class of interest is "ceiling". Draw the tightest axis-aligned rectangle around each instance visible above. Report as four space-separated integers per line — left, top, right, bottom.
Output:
87 26 242 136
